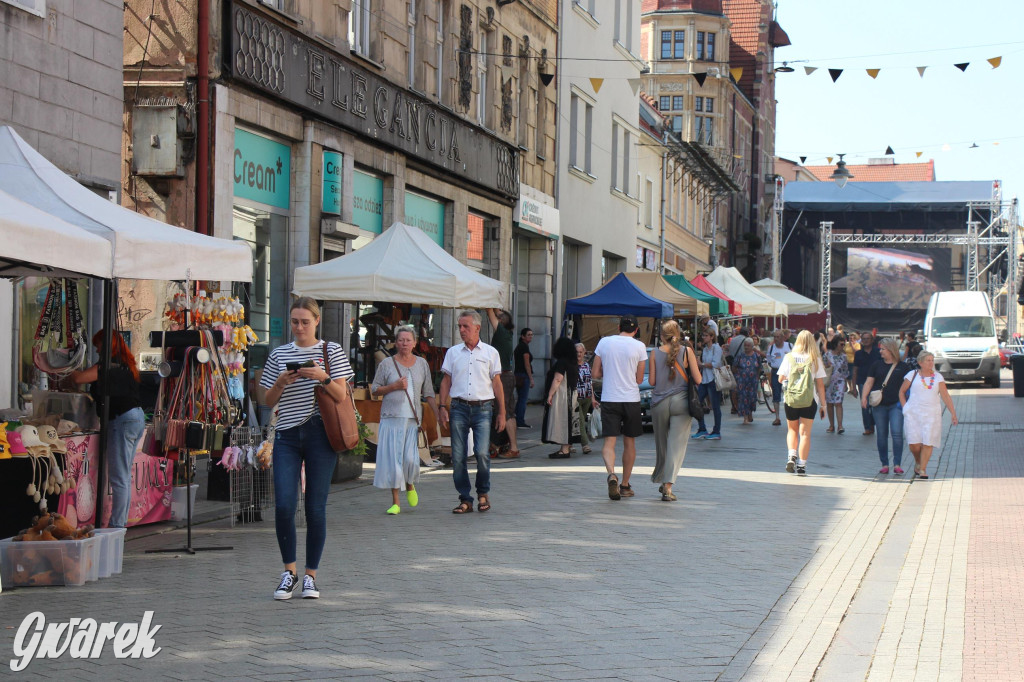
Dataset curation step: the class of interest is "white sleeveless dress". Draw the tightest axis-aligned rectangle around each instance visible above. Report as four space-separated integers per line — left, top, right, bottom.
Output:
902 370 945 447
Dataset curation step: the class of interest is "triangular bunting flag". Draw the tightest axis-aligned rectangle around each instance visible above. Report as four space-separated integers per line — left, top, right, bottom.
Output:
692 72 708 87
627 78 641 95
804 66 818 75
866 68 880 79
539 71 554 86
799 156 807 164
916 151 923 158
885 146 895 155
988 56 1002 68
917 66 927 77
499 64 513 81
828 68 843 82
954 62 969 72
589 77 604 93
827 156 834 164
730 67 743 82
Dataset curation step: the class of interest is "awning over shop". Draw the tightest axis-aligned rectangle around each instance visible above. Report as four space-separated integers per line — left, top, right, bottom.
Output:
662 274 729 316
624 272 708 317
691 274 741 316
0 126 252 282
0 190 112 278
565 272 673 318
751 278 823 314
293 221 507 308
705 267 788 316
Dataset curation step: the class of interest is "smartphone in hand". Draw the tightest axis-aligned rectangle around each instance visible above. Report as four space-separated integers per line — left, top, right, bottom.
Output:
286 360 316 372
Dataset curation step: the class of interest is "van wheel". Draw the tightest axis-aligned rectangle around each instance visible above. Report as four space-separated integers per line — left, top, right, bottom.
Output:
986 374 1001 388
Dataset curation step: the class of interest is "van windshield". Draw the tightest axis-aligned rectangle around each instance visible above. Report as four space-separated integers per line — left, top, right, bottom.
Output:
930 316 995 338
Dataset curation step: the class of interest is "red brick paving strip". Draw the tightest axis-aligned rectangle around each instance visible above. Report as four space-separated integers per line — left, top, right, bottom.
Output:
964 393 1024 681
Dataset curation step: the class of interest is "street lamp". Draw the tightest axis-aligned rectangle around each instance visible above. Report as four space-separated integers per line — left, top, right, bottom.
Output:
831 154 854 189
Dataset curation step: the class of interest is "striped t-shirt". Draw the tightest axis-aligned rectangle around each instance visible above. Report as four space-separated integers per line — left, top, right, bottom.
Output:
260 340 354 431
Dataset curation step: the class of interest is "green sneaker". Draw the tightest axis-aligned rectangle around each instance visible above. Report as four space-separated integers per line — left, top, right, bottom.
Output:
407 488 419 507
386 504 400 515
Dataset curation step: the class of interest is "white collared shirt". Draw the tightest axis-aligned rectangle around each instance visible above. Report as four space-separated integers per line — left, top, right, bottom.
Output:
441 340 502 400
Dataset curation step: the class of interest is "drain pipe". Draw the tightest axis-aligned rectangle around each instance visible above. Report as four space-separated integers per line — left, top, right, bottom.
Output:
196 0 210 236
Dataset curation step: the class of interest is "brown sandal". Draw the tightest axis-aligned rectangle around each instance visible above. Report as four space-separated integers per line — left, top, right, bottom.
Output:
477 495 491 512
452 501 474 514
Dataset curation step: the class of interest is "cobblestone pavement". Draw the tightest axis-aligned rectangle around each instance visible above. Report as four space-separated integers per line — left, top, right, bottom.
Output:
0 372 1019 681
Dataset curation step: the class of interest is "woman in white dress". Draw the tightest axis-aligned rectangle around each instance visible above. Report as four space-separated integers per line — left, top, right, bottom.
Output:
371 326 439 514
898 351 958 479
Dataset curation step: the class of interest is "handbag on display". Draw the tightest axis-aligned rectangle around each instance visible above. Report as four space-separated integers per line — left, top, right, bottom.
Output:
713 365 737 392
868 363 897 407
315 344 360 451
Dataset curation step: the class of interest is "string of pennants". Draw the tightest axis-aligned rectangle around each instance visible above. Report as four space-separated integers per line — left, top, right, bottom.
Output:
582 67 746 96
792 57 1002 82
795 142 998 166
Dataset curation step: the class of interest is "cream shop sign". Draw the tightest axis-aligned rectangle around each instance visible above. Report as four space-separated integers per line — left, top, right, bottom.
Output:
227 2 520 201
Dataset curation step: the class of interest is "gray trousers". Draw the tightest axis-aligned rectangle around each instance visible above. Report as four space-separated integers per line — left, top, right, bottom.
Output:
651 392 693 485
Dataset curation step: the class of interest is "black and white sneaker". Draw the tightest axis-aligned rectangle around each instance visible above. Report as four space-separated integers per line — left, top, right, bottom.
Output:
786 455 797 473
274 571 297 600
796 464 807 475
301 574 320 599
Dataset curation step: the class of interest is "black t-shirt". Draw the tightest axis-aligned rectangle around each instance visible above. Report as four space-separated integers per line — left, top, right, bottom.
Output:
513 341 532 374
89 364 142 419
491 325 514 372
867 360 910 406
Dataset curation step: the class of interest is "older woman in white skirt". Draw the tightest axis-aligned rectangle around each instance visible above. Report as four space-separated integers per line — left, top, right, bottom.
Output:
371 326 439 514
898 351 957 479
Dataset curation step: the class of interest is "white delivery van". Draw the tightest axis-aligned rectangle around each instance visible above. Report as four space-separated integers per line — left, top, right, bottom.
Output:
923 291 1001 387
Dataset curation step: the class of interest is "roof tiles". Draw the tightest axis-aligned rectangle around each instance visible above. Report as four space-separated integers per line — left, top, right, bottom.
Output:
805 161 936 183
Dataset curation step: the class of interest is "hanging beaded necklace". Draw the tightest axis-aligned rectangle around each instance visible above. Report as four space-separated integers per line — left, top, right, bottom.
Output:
918 372 937 390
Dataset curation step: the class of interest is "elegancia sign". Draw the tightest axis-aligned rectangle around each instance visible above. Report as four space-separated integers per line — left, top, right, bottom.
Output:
322 151 342 214
233 128 291 209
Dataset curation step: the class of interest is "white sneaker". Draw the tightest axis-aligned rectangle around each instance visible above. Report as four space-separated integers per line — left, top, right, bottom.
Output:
301 574 320 599
786 454 797 473
274 571 297 600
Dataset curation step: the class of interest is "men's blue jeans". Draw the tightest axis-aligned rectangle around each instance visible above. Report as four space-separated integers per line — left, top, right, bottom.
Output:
770 367 783 404
273 415 337 570
871 403 904 468
858 381 876 431
695 382 722 435
107 407 146 528
450 400 493 503
514 373 530 425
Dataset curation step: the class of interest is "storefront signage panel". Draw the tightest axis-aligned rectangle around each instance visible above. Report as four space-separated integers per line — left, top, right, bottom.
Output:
234 128 291 209
353 171 384 234
322 151 342 214
404 191 445 247
227 1 519 201
513 193 560 239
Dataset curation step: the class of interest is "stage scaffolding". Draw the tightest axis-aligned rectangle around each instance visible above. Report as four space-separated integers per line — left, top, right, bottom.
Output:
818 196 1020 335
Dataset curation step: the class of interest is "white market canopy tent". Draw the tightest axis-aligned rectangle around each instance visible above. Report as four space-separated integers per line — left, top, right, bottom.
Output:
705 266 788 317
293 222 507 308
0 189 112 278
751 278 823 315
0 126 251 282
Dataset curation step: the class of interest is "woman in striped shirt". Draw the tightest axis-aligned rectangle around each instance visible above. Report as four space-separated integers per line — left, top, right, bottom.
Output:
260 297 354 601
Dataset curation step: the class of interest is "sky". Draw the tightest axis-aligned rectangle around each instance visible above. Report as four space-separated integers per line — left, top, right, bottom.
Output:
774 0 1024 205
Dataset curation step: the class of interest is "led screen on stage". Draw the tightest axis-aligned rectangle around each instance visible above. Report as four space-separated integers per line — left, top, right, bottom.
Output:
842 247 943 309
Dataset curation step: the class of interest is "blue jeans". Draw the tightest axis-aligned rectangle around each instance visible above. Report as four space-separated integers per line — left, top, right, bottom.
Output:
106 407 145 528
695 382 722 435
450 400 492 503
770 367 783 404
273 415 337 570
858 381 876 431
872 403 904 467
514 373 530 424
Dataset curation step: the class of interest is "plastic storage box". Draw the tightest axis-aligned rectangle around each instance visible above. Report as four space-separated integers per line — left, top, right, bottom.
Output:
0 535 99 587
93 528 127 578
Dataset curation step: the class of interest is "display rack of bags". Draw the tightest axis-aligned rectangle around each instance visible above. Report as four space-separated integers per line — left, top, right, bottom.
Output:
221 426 303 528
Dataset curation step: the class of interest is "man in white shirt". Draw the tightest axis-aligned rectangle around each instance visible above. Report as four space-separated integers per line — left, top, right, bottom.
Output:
766 329 793 425
439 311 505 514
699 315 719 340
592 315 647 501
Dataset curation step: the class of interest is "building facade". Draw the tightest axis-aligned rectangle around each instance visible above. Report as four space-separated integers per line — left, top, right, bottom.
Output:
556 0 644 334
123 0 559 381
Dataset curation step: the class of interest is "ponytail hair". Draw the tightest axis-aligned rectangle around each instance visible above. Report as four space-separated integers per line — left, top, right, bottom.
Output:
661 320 682 379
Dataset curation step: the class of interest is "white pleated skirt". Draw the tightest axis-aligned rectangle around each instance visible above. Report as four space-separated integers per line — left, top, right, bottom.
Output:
373 417 420 490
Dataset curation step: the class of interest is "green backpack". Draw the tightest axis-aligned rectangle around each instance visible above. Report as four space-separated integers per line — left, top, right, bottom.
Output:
784 357 816 408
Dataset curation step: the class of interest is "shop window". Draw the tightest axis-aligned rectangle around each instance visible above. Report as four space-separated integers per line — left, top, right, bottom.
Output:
467 212 485 261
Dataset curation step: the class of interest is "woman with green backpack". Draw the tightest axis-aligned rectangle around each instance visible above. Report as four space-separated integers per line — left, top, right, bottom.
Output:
776 330 828 475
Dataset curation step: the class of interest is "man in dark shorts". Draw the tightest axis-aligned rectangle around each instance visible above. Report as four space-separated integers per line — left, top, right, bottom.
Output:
487 309 519 458
592 315 648 500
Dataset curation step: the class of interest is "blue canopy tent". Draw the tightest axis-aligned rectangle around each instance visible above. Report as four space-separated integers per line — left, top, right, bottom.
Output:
565 272 673 317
